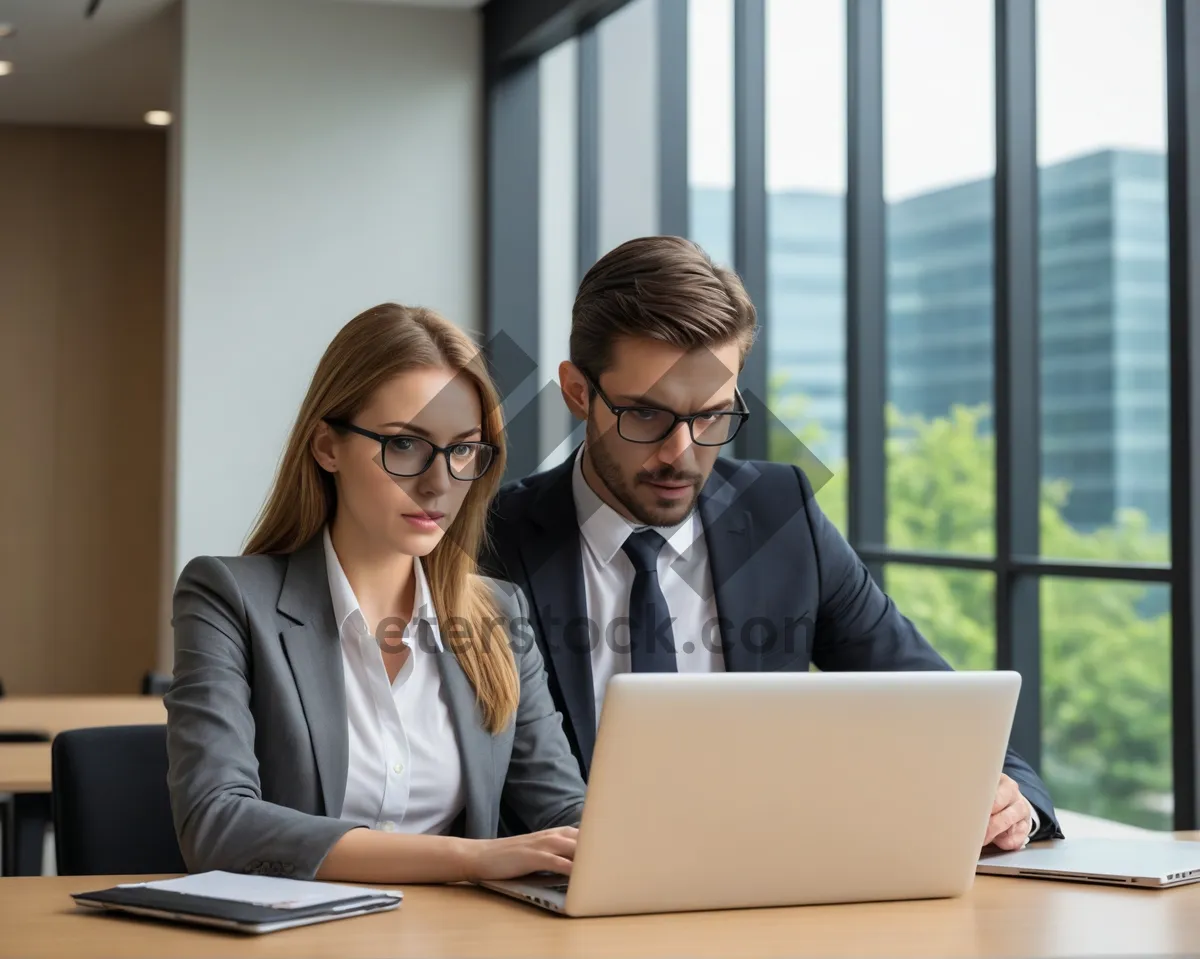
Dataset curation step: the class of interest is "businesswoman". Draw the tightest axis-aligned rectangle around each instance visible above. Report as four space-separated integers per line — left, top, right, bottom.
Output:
166 303 585 884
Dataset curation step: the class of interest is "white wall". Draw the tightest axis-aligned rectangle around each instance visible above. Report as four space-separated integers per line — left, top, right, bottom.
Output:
172 0 481 571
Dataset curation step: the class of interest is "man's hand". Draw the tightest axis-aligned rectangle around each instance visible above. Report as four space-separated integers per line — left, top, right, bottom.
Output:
983 774 1033 851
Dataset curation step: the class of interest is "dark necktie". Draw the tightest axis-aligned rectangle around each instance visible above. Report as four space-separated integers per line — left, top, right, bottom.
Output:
621 529 678 673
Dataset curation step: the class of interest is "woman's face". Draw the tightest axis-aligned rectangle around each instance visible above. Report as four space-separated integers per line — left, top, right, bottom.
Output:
313 367 487 557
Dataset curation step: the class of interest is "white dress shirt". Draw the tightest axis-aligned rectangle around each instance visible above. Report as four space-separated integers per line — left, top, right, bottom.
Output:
570 450 1038 843
571 447 724 721
323 528 464 835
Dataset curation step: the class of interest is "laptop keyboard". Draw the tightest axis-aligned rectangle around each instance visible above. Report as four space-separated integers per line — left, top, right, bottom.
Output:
518 871 570 894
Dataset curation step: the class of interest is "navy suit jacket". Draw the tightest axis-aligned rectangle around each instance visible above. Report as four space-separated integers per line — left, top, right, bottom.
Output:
481 450 1063 840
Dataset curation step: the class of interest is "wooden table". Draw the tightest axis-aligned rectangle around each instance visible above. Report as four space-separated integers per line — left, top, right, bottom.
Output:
0 696 166 738
0 696 166 876
3 868 1200 958
0 743 52 794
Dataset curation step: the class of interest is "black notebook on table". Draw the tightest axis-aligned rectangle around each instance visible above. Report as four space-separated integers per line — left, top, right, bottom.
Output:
71 871 403 934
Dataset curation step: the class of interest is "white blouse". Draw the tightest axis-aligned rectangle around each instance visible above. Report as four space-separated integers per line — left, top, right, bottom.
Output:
323 528 464 835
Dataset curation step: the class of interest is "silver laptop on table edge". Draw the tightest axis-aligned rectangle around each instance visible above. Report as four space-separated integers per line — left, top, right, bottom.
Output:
478 669 1022 918
977 837 1200 888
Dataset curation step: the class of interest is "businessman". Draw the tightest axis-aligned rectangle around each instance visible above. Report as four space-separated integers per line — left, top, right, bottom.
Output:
482 235 1062 850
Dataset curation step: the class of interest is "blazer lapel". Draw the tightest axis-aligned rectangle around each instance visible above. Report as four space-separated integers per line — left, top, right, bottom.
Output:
435 634 498 839
518 453 598 776
699 459 764 673
277 537 349 818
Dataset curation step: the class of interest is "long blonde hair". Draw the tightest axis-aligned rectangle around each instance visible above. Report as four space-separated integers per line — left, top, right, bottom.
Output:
244 304 518 732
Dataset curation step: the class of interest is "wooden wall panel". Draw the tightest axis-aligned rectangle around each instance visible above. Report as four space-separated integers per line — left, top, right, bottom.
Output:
0 125 167 694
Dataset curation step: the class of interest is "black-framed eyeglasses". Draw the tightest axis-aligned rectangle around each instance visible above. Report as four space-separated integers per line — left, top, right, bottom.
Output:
581 372 750 446
324 420 498 480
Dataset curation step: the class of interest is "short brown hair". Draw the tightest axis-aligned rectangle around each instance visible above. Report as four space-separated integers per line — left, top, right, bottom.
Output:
570 235 758 376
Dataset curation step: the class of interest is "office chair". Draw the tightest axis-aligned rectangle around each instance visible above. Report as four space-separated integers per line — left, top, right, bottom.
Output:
0 674 51 742
0 733 51 875
140 671 171 696
0 673 47 741
51 725 186 876
0 731 47 744
0 679 52 875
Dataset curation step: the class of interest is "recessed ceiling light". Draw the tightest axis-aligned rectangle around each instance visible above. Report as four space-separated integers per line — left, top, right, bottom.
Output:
0 24 14 39
0 62 13 77
144 110 172 126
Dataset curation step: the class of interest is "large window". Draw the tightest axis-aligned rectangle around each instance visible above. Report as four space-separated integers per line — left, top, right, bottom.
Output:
884 0 995 557
487 0 1192 831
687 0 733 266
764 0 847 530
1041 578 1171 828
1036 0 1171 829
874 0 1172 829
596 0 660 256
538 38 581 471
1037 0 1169 557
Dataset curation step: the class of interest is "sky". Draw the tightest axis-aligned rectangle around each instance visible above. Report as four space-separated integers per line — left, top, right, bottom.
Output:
687 0 1167 201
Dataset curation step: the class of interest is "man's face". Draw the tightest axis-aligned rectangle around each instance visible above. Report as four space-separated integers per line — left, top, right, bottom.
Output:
565 336 742 527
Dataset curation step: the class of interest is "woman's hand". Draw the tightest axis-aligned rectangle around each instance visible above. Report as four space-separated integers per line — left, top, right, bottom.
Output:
462 826 578 881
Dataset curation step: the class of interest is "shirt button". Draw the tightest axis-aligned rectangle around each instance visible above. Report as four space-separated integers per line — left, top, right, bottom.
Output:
393 762 404 774
378 821 397 832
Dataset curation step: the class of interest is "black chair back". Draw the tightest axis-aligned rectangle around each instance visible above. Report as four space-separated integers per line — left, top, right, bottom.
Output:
0 731 49 744
52 725 186 876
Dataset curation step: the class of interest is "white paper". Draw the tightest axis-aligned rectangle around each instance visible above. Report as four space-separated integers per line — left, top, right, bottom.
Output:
117 871 401 910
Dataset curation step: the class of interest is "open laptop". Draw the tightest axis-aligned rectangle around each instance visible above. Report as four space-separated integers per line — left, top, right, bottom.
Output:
479 670 1021 917
977 837 1200 888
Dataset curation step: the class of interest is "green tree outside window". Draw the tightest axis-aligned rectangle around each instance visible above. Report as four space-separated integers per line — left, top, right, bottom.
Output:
769 386 1171 830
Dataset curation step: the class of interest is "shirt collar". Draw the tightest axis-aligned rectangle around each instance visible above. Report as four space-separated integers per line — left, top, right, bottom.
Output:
321 526 442 649
571 445 701 567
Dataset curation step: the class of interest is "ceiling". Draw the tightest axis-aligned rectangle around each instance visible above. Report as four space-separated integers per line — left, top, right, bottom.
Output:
0 0 485 129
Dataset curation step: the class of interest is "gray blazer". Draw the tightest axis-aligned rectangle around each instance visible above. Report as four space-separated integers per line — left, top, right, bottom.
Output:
166 535 586 879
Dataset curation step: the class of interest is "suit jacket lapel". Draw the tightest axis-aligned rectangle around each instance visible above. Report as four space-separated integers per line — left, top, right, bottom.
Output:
518 453 598 776
699 459 764 673
435 631 497 839
277 536 349 819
